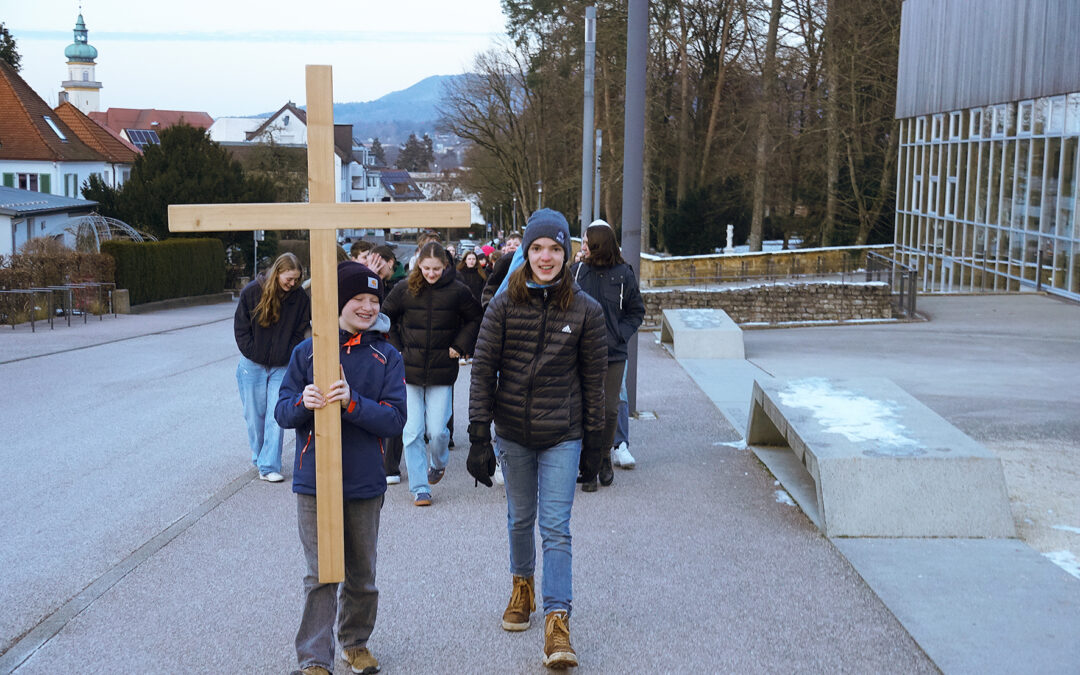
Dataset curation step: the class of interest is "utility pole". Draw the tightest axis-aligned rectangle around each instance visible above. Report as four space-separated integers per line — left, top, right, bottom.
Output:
593 129 602 222
621 0 647 413
580 6 597 236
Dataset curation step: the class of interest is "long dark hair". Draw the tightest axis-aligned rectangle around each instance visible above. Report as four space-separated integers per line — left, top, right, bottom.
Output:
457 251 487 280
507 258 575 311
407 242 450 296
584 223 625 267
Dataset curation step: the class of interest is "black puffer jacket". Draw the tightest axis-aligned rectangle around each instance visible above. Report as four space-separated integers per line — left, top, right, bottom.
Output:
457 265 487 303
382 266 483 386
234 276 311 367
469 283 607 449
571 261 645 362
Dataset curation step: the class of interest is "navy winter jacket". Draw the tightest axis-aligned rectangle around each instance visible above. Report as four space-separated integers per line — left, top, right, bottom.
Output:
570 262 645 362
275 315 407 500
234 277 311 367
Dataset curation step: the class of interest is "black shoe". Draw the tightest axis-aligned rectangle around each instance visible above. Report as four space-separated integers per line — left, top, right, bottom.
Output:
581 478 598 492
598 451 614 486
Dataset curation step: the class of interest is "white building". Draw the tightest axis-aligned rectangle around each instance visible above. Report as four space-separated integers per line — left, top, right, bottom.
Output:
59 14 102 115
0 187 98 256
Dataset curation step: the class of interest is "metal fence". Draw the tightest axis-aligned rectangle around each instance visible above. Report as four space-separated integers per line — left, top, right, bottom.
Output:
865 252 918 318
0 282 117 332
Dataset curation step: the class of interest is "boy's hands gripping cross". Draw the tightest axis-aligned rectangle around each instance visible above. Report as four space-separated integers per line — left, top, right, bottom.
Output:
302 365 351 410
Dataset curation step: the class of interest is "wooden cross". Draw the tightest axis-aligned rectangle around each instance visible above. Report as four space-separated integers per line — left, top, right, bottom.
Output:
168 66 470 582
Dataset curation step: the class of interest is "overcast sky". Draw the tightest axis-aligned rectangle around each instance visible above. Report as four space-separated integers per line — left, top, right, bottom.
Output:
6 0 507 117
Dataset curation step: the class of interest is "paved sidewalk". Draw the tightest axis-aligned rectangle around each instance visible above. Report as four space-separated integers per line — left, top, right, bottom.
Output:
1 299 935 673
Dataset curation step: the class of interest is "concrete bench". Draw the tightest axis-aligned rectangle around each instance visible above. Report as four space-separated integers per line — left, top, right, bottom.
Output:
746 377 1016 538
660 308 744 360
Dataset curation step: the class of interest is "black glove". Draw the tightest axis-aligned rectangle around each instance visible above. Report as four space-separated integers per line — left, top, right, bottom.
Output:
467 422 496 487
578 430 605 484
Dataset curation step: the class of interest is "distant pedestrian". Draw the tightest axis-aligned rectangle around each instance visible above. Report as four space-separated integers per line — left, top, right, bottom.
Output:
383 242 482 506
370 245 408 485
234 252 311 483
467 208 607 669
571 220 645 490
276 261 406 675
457 250 487 305
481 230 522 307
350 240 375 266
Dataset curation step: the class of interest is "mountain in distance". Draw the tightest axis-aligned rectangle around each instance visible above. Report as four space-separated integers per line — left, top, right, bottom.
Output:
257 74 467 144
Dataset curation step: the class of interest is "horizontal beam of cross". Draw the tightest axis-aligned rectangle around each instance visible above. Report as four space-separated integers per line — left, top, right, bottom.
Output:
167 201 472 232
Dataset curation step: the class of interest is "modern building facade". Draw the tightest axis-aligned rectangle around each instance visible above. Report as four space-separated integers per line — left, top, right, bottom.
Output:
894 0 1080 300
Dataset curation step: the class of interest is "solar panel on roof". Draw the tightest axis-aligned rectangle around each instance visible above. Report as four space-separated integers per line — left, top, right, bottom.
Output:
124 129 161 150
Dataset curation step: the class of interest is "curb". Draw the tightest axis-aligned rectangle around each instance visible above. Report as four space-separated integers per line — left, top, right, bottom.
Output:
129 292 236 314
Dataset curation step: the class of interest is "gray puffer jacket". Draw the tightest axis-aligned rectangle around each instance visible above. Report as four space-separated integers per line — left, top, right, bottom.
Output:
469 283 608 449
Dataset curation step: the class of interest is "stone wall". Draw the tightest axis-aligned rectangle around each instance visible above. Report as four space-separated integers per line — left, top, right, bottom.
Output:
641 282 893 327
639 245 894 288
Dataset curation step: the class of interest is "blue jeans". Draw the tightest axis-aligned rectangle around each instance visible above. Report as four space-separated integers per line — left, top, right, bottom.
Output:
236 355 286 475
403 383 453 496
496 435 580 615
614 370 629 447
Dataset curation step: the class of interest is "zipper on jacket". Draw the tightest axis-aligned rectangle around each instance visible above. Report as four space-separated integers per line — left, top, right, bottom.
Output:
524 288 549 448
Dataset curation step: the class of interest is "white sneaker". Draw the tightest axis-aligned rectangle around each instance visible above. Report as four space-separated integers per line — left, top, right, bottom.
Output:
260 471 285 482
386 474 401 485
494 460 505 486
612 442 636 469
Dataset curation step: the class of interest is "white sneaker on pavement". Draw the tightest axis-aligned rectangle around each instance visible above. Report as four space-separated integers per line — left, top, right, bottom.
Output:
612 442 636 469
260 471 285 482
386 474 401 485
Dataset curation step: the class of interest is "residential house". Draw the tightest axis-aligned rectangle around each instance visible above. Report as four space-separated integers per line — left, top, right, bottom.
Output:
53 102 140 189
88 108 213 150
0 61 109 202
0 186 98 256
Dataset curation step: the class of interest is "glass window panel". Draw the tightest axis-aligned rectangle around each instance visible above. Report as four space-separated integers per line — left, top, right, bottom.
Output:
983 107 994 137
971 109 983 138
1034 98 1047 135
1071 243 1079 295
976 142 989 222
988 141 1000 223
1023 235 1038 282
1029 138 1046 232
1001 141 1015 226
1067 94 1080 134
932 114 944 141
1049 97 1066 134
1019 101 1033 134
1060 137 1077 238
950 111 962 140
1006 103 1017 137
994 106 1006 137
1044 138 1061 234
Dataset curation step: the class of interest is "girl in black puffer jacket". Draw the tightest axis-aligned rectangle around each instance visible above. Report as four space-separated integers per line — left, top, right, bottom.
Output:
382 242 483 506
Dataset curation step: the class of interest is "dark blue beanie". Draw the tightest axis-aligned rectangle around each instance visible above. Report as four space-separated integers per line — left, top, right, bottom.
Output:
337 260 384 312
523 208 571 258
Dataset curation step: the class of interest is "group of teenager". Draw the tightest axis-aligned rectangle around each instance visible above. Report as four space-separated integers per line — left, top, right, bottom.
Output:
231 209 645 673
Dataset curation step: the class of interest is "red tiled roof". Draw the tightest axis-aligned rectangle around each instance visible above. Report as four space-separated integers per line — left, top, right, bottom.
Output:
0 61 103 162
88 107 214 136
53 102 141 164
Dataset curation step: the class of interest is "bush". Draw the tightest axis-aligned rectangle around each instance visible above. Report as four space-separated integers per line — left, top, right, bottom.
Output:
101 238 225 305
0 241 115 290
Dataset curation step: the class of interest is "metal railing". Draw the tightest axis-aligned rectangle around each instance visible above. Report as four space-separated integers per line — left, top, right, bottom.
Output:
865 251 918 318
0 282 117 331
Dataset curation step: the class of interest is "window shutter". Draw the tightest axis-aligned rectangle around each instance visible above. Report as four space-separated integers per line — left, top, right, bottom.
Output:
40 174 51 194
2 173 13 187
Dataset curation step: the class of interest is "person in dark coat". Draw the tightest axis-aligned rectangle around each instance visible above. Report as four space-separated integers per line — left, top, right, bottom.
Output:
234 252 311 482
275 261 406 675
382 242 483 506
570 220 646 491
456 250 487 303
480 231 522 307
467 209 607 669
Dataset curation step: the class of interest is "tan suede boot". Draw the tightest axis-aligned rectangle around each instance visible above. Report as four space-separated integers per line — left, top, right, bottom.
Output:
501 575 535 631
542 610 578 669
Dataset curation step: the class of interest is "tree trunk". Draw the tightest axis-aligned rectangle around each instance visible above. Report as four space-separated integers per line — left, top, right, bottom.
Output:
675 2 691 207
749 0 783 252
822 0 839 247
699 0 738 186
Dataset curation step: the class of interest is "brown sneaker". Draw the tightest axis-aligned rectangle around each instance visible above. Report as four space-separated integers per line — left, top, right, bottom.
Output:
343 645 380 674
291 667 330 675
542 610 578 669
501 575 535 631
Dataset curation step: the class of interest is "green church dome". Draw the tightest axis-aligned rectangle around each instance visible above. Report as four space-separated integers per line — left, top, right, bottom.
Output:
64 14 98 62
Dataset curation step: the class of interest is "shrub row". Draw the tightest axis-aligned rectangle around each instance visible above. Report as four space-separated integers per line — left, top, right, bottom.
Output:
101 238 225 305
0 248 115 290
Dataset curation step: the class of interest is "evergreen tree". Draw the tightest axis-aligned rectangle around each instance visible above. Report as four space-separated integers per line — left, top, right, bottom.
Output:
371 137 386 165
397 133 434 171
0 23 21 71
81 174 122 220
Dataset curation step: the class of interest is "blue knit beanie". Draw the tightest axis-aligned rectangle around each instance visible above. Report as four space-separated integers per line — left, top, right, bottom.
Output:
523 208 571 258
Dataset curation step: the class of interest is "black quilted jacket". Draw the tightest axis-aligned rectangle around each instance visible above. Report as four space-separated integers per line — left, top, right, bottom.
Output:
469 284 608 449
382 266 483 386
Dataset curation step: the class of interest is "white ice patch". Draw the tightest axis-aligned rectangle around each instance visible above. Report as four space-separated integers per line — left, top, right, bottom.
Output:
775 490 796 506
713 440 747 450
1043 550 1080 579
1052 525 1080 535
778 378 919 452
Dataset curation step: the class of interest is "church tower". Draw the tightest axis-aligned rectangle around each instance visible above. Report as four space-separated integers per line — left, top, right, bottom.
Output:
61 14 102 114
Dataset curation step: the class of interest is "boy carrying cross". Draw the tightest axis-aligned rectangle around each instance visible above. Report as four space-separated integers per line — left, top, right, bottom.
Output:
276 261 407 675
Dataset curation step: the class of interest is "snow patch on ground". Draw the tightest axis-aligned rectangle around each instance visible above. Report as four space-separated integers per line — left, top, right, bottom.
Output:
713 440 747 450
1051 524 1080 535
775 490 796 506
778 378 919 451
1043 550 1080 579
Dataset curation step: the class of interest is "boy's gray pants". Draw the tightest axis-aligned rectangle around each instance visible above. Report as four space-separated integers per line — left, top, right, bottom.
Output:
295 492 382 671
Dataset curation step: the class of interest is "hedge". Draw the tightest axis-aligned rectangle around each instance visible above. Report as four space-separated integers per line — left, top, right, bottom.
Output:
101 238 225 305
